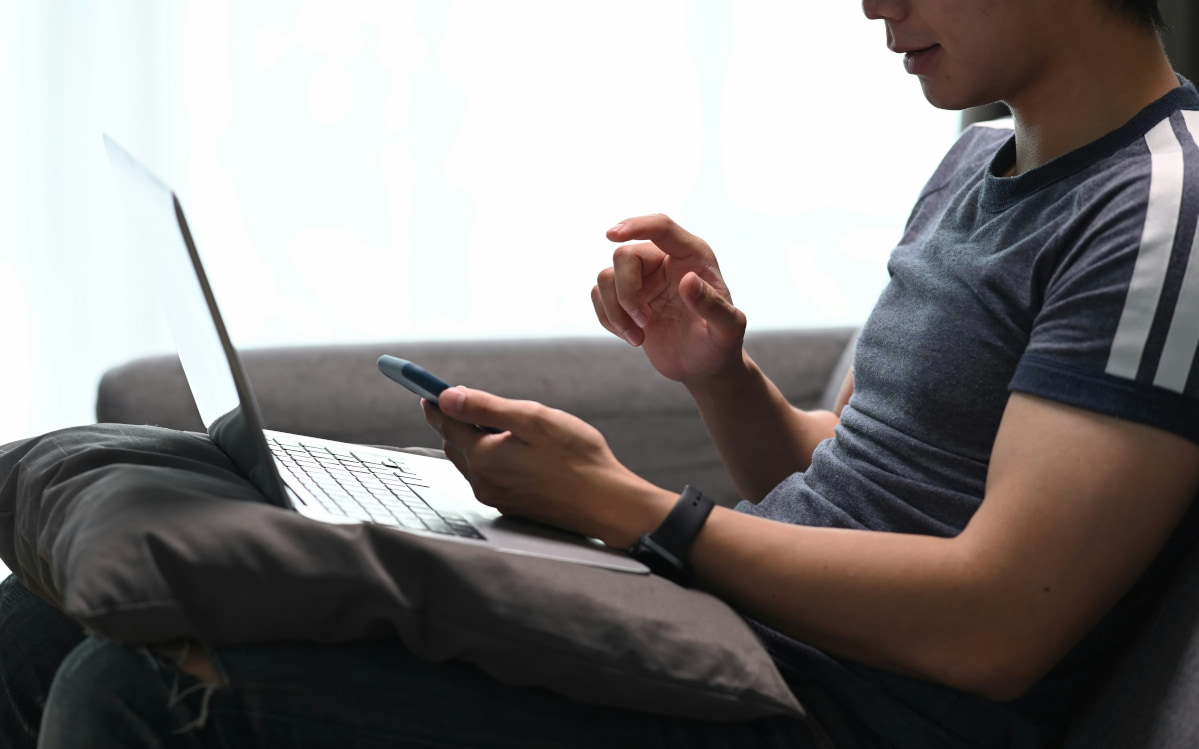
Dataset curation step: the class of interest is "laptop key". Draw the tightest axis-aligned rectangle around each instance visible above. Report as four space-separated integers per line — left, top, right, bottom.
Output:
280 440 481 538
352 452 401 467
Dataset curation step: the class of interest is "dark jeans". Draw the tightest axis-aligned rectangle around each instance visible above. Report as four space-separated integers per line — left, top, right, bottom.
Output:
0 576 887 749
0 575 85 748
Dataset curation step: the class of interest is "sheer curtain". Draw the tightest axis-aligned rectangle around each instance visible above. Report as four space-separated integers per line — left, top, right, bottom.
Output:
1 0 186 449
0 0 956 576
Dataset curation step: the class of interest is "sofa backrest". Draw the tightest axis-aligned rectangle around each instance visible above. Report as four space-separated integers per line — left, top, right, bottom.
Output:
1063 535 1199 748
96 329 855 507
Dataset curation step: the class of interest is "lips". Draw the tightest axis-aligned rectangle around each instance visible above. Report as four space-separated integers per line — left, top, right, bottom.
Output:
901 45 940 75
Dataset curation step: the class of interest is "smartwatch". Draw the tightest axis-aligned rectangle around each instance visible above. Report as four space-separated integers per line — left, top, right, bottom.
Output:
628 485 715 585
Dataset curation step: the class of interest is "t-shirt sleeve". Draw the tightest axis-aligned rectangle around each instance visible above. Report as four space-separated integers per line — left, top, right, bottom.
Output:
1010 119 1199 444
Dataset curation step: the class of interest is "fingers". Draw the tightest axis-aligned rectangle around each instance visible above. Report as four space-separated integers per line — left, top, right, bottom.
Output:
679 271 747 342
439 437 470 478
607 214 709 262
593 240 674 345
613 242 670 329
601 214 719 330
591 280 643 346
594 254 657 345
422 397 493 454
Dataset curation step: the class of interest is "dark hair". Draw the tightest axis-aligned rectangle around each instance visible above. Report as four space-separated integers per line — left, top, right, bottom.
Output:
1104 0 1166 32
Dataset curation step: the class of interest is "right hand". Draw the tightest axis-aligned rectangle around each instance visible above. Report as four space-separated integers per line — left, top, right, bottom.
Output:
591 214 747 383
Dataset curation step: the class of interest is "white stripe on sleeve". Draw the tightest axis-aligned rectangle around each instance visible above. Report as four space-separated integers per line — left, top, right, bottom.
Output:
1106 118 1186 380
1153 111 1199 393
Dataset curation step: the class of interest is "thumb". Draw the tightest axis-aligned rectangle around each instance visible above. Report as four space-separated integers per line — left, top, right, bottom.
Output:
438 387 533 436
679 272 746 338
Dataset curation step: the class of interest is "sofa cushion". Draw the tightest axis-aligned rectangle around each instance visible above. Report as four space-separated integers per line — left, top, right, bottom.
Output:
0 424 804 723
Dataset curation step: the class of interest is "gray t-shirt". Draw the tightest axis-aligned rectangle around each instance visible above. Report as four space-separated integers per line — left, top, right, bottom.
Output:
737 83 1199 748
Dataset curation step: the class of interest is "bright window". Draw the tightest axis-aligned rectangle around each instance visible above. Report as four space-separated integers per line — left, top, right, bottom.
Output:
0 0 958 444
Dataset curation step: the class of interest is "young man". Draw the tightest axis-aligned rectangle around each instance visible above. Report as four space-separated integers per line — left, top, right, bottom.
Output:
6 0 1199 746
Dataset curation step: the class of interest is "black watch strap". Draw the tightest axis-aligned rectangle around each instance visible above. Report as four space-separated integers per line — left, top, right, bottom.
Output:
630 485 715 584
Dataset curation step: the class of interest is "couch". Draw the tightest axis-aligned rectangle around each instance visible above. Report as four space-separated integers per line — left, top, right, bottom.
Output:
96 329 857 507
95 328 1199 747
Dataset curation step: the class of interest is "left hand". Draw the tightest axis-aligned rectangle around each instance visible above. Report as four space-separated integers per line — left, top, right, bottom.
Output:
421 388 674 548
593 215 747 384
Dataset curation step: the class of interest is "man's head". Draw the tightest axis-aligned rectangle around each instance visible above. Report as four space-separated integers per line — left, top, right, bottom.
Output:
862 0 1170 112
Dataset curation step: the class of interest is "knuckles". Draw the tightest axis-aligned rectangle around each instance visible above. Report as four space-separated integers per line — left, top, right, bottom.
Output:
523 403 557 439
611 243 637 263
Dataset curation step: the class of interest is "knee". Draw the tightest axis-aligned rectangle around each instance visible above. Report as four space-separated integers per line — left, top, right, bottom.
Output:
0 575 85 749
40 638 185 749
154 641 222 685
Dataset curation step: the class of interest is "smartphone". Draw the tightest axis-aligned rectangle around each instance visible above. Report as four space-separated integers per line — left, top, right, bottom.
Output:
377 355 503 434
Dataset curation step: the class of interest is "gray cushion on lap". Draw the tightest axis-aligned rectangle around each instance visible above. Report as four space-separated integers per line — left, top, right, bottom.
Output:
0 424 803 722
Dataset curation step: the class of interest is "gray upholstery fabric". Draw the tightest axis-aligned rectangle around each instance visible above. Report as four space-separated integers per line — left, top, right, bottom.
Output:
0 424 804 722
1063 539 1199 748
96 330 856 507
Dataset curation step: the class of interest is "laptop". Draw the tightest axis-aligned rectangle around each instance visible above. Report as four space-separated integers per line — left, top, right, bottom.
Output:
103 136 648 574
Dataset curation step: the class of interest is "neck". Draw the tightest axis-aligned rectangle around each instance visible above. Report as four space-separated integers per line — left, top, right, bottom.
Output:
1005 21 1178 176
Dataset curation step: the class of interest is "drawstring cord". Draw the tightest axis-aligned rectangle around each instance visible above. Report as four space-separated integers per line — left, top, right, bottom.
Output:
142 640 222 735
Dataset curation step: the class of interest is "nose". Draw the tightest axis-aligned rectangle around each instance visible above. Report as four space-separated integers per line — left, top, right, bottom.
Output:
862 0 904 21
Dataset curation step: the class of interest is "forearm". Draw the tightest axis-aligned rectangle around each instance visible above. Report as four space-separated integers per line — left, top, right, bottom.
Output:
688 510 1040 700
685 351 839 501
661 393 1199 703
434 385 1199 705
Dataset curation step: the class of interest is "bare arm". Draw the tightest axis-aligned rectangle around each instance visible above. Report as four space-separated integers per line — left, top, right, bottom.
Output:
429 390 1199 701
684 352 840 501
688 393 1199 699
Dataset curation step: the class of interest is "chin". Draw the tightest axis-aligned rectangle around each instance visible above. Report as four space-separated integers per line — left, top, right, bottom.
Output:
918 80 995 112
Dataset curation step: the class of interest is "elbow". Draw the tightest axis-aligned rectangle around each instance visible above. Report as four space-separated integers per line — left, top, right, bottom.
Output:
919 541 1078 702
964 667 1040 703
933 641 1054 703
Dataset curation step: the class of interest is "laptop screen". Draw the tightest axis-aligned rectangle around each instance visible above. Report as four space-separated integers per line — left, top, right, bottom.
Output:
104 136 290 509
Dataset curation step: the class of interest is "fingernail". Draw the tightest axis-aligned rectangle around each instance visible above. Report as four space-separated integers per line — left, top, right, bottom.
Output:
608 223 624 234
630 309 648 328
622 330 639 346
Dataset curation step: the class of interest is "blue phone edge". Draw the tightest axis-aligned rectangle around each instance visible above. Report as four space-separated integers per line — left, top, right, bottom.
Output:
377 355 503 434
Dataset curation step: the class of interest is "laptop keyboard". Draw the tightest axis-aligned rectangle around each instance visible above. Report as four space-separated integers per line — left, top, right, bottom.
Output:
267 436 483 539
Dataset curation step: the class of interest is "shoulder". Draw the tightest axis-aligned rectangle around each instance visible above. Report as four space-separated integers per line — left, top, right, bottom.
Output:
1014 98 1199 445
